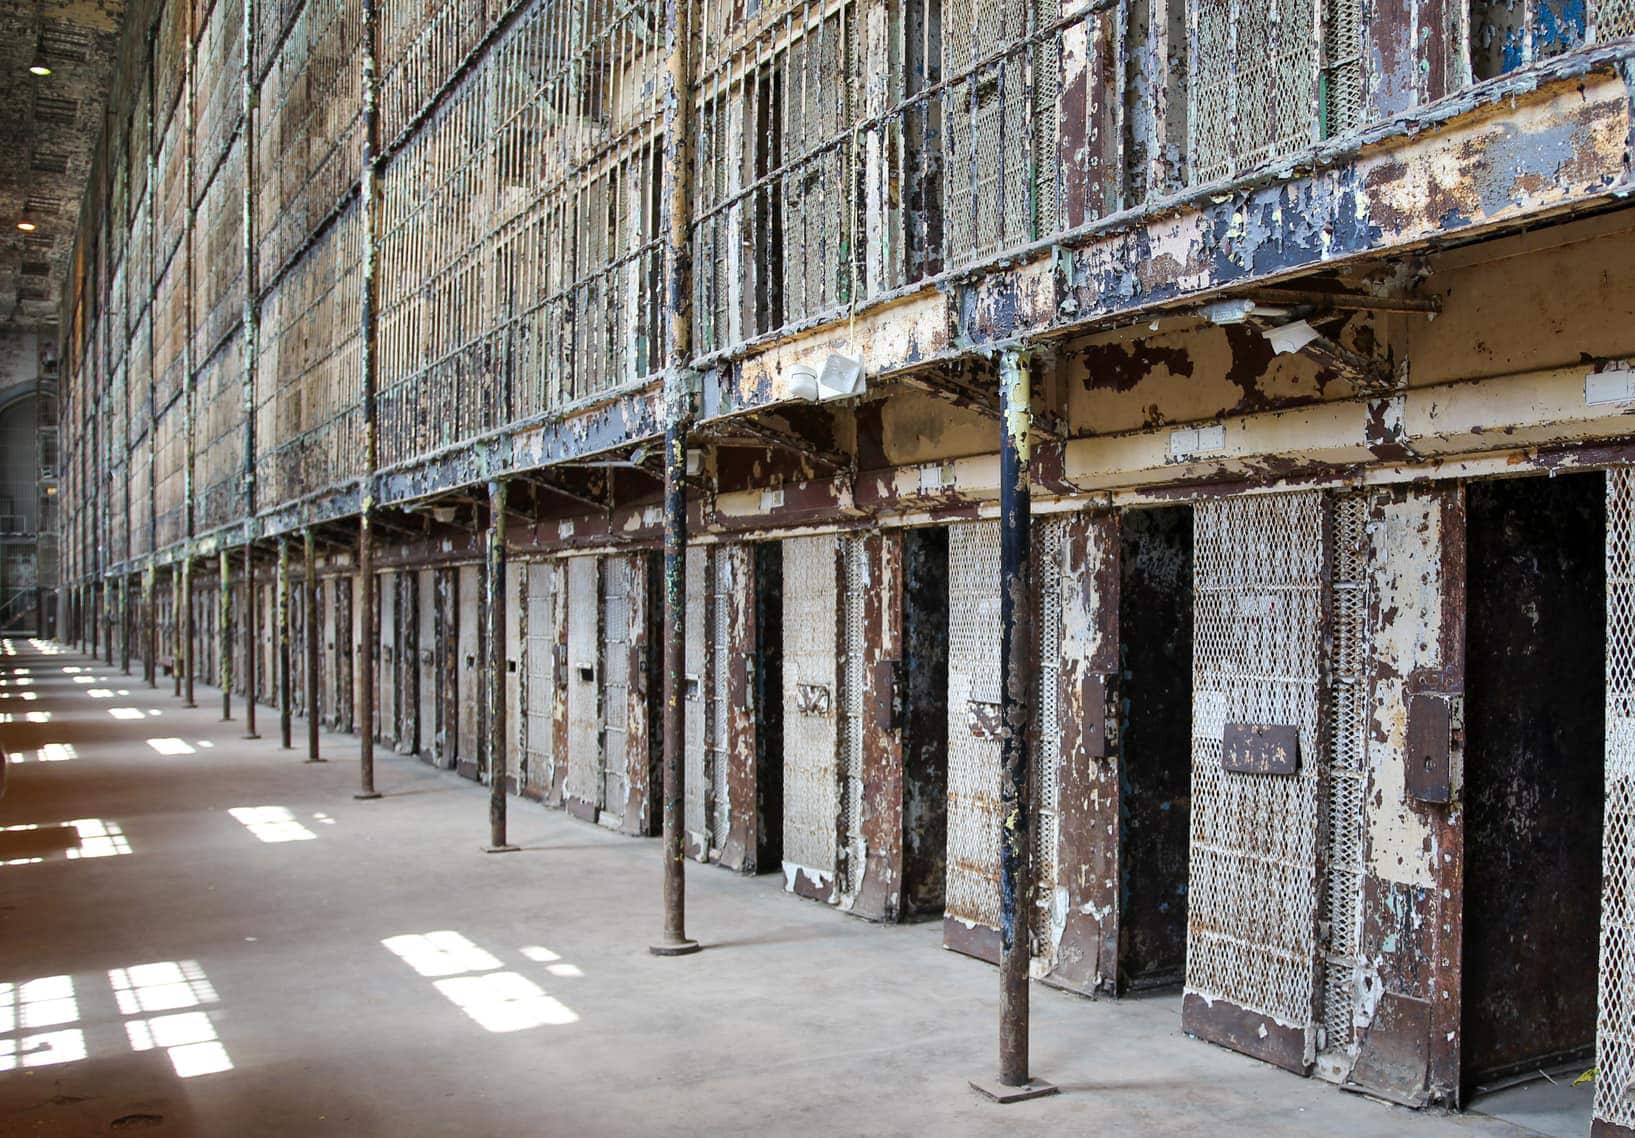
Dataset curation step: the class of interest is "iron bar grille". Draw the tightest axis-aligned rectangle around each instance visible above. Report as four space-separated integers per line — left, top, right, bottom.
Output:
1319 491 1367 1058
1185 491 1326 1041
1599 468 1635 1130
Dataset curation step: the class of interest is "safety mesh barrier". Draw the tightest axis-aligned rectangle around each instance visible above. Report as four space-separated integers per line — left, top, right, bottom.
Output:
1598 468 1635 1129
946 520 1003 933
1188 0 1318 184
1185 491 1325 1036
782 534 840 881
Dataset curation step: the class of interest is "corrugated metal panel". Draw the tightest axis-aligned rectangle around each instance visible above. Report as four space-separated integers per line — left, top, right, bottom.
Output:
946 520 1004 935
782 535 840 888
1184 491 1326 1067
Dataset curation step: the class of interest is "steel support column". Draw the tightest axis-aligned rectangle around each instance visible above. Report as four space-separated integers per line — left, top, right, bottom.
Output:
971 348 1056 1103
485 480 516 852
182 558 195 707
219 549 232 720
649 0 700 958
304 529 322 762
278 535 291 748
356 516 379 798
244 545 259 738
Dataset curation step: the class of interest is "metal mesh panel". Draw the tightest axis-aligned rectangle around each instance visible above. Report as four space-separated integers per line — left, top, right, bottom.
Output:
782 535 840 882
1188 0 1317 184
947 521 1004 933
602 556 632 820
710 548 733 849
1598 468 1635 1130
1185 491 1326 1039
1322 0 1364 138
840 534 868 896
684 547 709 846
1320 493 1368 1056
1033 518 1064 952
1600 0 1635 38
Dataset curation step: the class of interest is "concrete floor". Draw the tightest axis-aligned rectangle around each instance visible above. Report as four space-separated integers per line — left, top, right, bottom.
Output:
0 641 1554 1137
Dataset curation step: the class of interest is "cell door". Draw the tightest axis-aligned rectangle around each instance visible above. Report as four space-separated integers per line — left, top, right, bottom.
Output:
1600 469 1635 1134
433 568 459 769
395 572 418 754
564 556 603 819
522 561 557 797
684 548 712 858
336 577 354 734
1182 490 1329 1074
781 535 842 899
378 574 394 746
290 578 306 717
417 569 436 762
600 555 635 826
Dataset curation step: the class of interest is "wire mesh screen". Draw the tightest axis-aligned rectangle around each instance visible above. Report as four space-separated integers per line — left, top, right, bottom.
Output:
1599 468 1635 1130
1033 516 1064 955
1321 0 1364 138
1188 0 1318 184
1601 0 1635 37
1319 492 1368 1057
839 533 868 896
782 534 841 884
1185 491 1326 1050
946 520 1004 934
194 333 246 532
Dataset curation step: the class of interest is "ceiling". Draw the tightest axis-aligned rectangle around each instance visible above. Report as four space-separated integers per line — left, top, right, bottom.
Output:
0 0 125 338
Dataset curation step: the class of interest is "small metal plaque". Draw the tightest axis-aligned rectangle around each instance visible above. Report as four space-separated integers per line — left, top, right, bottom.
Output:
1222 723 1299 775
1081 672 1108 759
1404 692 1452 804
872 659 901 733
967 700 1002 740
796 683 831 716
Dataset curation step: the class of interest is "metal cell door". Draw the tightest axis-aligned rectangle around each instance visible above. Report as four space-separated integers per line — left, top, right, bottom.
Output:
684 547 711 857
457 565 481 778
1598 468 1635 1133
378 574 394 745
1182 490 1328 1073
320 580 336 727
782 535 841 898
417 569 437 762
600 555 634 825
564 556 602 818
945 521 1006 959
396 572 418 754
709 548 734 852
523 561 556 796
336 577 354 734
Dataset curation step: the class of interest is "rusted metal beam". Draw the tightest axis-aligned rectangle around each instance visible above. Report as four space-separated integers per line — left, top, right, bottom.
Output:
304 528 322 763
971 348 1055 1103
1241 288 1441 314
484 480 516 853
278 535 291 749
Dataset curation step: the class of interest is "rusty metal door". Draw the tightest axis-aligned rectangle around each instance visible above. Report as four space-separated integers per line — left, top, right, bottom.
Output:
782 535 842 900
523 561 556 796
378 574 393 746
433 568 458 768
336 577 354 734
684 547 711 857
600 555 634 825
395 571 418 754
319 578 336 727
1182 490 1328 1074
417 569 436 761
944 520 1006 960
1599 468 1635 1133
565 556 602 819
709 547 735 852
457 564 481 778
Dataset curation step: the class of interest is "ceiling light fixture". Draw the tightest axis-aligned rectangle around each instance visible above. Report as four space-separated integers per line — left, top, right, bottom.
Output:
16 221 37 232
28 49 51 77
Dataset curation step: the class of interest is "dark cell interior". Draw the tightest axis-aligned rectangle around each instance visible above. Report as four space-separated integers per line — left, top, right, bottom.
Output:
901 526 949 920
754 541 784 872
1117 504 1195 993
1463 471 1605 1092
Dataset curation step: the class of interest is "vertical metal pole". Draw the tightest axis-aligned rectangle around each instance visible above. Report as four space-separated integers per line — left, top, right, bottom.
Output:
182 558 195 707
219 549 232 720
353 0 381 802
144 566 156 687
119 576 130 674
485 480 516 852
243 545 258 738
649 0 700 959
279 535 291 748
973 347 1055 1102
356 517 379 798
304 528 322 762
